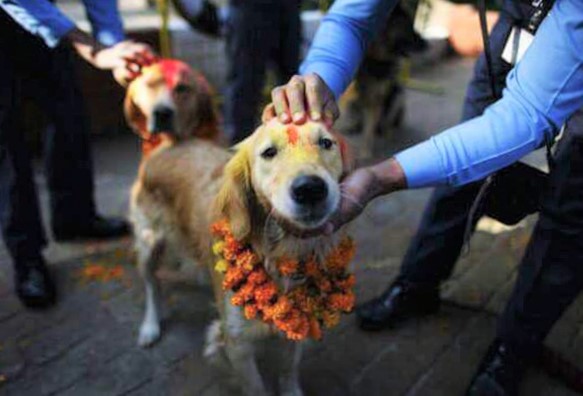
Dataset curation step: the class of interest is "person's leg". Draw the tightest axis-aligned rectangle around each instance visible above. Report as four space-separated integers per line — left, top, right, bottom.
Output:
0 11 55 308
224 1 273 144
19 41 129 240
467 112 583 396
272 0 301 86
0 49 46 263
33 44 96 225
357 11 516 329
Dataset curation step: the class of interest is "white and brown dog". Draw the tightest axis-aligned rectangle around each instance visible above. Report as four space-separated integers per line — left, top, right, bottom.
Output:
125 60 354 395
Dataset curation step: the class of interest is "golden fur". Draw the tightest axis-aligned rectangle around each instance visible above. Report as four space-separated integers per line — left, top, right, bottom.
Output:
126 63 353 395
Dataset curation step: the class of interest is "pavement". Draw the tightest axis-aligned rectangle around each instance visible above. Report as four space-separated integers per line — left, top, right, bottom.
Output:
1 55 583 396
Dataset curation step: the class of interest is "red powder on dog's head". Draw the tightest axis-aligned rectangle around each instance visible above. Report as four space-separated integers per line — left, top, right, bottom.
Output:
159 59 190 88
286 125 300 145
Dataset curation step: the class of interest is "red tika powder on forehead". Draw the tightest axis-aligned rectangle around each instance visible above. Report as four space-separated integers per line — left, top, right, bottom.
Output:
159 59 189 88
286 125 300 145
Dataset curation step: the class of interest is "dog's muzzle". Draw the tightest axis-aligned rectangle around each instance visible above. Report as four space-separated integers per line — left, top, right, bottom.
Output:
151 105 175 134
289 175 333 226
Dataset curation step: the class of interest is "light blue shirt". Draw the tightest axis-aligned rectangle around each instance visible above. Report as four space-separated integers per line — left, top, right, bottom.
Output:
5 0 124 46
301 0 583 188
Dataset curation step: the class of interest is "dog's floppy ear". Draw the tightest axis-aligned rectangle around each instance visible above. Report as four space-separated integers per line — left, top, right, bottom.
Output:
124 86 147 136
214 139 253 241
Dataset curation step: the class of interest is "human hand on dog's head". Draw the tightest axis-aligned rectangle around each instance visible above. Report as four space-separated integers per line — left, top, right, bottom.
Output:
262 73 339 126
104 41 157 86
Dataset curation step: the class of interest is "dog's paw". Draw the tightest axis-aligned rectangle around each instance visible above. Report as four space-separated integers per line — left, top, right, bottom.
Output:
138 322 161 347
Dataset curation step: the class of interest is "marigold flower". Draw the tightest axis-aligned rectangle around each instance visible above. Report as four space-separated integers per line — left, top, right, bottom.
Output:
247 268 268 285
327 291 355 312
278 259 299 277
304 260 321 278
334 274 356 290
254 282 278 304
244 304 258 320
210 219 230 237
325 237 355 274
210 220 357 341
322 310 341 328
223 267 246 290
263 296 293 321
236 250 259 271
234 282 255 302
212 241 225 255
223 237 241 261
215 259 228 273
317 278 332 293
308 317 322 340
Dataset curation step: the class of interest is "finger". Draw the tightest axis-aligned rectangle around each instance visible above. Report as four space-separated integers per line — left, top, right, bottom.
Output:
142 50 158 65
285 76 307 123
323 100 340 123
305 74 324 121
271 86 291 123
261 104 277 123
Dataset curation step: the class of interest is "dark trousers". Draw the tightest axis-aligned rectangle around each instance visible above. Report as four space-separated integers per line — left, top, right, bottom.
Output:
397 2 583 357
224 0 301 144
0 11 95 264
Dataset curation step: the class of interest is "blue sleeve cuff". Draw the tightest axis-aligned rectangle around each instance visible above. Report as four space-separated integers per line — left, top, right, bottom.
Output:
395 139 447 188
82 0 125 45
95 30 124 46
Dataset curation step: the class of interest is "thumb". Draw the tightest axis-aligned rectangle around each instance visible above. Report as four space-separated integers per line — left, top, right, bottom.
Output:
262 104 277 123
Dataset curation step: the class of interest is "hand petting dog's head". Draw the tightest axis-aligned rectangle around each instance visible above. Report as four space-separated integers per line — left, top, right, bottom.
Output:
215 120 353 240
124 59 218 146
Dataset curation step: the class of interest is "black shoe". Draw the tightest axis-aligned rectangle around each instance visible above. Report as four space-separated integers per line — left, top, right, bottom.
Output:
53 215 130 242
356 279 440 331
466 340 527 396
15 258 56 309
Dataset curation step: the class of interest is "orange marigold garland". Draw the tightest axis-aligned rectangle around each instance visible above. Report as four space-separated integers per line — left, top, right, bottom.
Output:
211 219 356 341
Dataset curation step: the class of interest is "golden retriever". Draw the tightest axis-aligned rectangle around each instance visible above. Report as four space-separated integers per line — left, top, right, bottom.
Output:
126 61 353 395
124 58 221 156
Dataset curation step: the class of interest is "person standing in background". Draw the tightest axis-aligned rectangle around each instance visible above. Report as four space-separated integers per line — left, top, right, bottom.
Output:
224 0 302 144
0 0 154 309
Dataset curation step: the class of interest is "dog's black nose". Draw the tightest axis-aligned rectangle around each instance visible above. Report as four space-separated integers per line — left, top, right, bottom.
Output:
291 175 328 205
152 106 174 133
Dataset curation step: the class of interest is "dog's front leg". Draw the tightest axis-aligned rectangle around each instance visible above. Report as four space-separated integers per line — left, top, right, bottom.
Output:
277 340 304 396
225 341 269 396
137 231 165 347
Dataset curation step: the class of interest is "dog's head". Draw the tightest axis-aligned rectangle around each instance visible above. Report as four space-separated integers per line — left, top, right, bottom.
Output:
215 119 353 241
124 59 218 144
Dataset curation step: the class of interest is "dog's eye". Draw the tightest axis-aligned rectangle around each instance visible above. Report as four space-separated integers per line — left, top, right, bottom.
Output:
261 146 278 159
318 137 334 150
174 84 191 94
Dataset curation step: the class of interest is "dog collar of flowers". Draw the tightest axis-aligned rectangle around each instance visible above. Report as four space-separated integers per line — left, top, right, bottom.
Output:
211 219 356 341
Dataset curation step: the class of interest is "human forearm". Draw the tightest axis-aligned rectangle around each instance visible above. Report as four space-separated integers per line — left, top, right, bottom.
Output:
81 0 125 45
367 158 408 198
396 0 583 188
300 0 397 98
65 28 106 66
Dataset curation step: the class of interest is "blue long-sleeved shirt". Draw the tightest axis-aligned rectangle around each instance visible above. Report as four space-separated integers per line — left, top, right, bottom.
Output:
301 0 583 188
2 0 124 47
